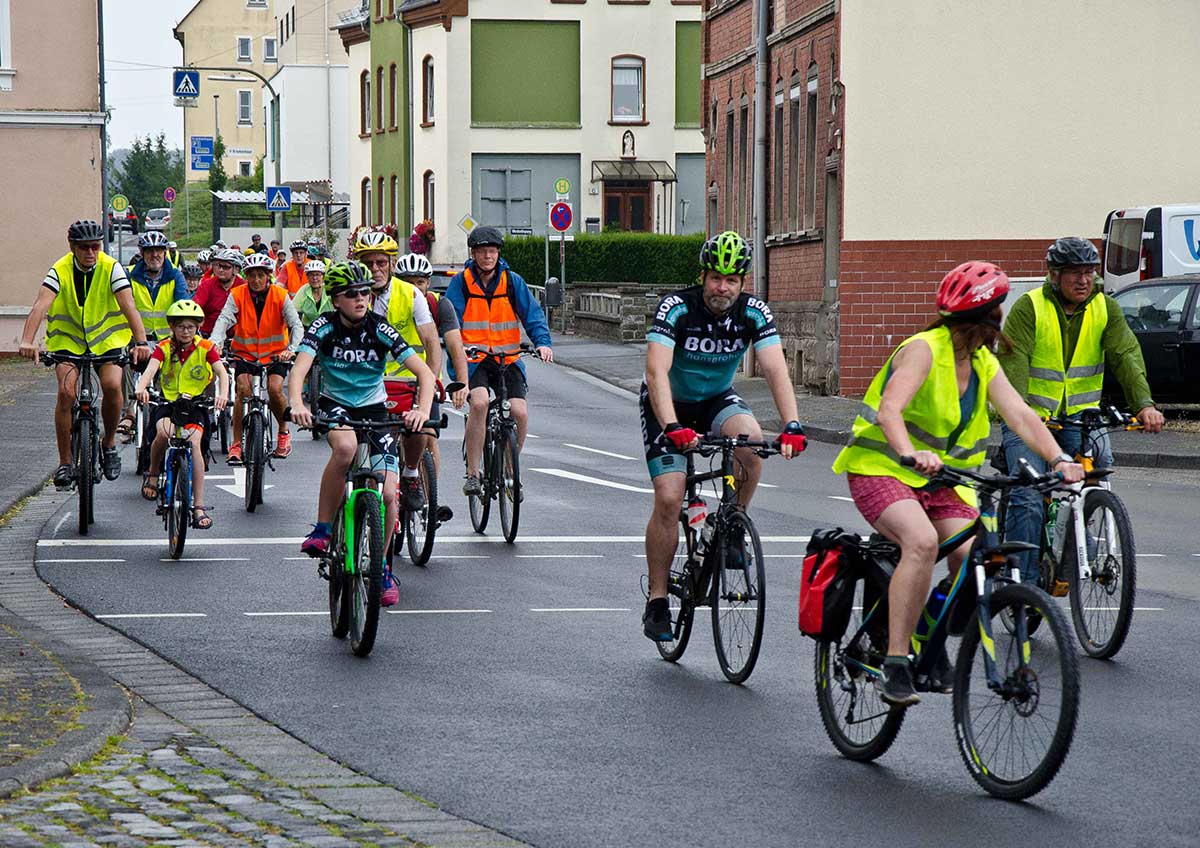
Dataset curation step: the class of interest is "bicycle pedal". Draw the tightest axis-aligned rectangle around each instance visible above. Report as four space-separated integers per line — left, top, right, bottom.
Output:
435 506 453 524
1050 580 1070 598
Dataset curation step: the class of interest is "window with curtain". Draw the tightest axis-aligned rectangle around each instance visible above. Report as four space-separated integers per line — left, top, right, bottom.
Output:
788 74 800 230
422 56 435 124
804 65 818 229
773 83 784 233
360 71 371 134
236 36 251 62
389 64 397 129
611 56 644 123
423 171 435 222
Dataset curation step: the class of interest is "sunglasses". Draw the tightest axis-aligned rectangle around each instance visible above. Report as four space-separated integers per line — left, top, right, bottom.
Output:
75 242 102 251
337 287 373 299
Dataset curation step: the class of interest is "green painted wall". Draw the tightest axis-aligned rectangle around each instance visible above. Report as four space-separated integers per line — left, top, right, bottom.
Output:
675 22 701 128
372 20 411 233
471 20 580 127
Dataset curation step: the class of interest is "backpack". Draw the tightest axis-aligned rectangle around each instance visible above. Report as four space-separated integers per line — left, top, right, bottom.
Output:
798 528 860 641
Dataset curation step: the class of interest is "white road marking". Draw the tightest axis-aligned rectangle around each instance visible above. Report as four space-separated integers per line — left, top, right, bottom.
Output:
54 514 70 533
1137 554 1165 557
160 558 251 563
516 554 604 559
39 558 127 563
530 468 654 494
1085 607 1165 611
758 483 779 488
431 555 491 559
526 433 540 439
40 534 810 547
563 443 637 461
244 611 326 617
96 613 207 619
530 607 631 613
283 556 315 561
385 609 493 615
205 472 237 481
828 495 854 502
214 467 274 499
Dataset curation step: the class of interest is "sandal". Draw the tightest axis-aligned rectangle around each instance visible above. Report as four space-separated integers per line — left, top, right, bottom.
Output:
141 474 159 501
191 506 213 530
116 415 136 443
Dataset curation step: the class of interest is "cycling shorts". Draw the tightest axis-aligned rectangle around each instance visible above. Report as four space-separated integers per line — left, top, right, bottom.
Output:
639 382 753 479
316 396 399 475
150 400 207 435
846 473 978 526
468 359 527 400
234 359 290 379
382 380 442 431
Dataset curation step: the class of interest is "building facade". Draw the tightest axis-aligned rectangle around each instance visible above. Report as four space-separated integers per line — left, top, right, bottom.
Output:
334 3 372 228
0 0 105 349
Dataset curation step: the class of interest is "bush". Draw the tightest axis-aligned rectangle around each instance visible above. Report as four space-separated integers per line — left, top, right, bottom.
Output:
502 232 705 289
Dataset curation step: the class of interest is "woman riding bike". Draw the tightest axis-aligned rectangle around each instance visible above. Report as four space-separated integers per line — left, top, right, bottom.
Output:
831 261 1085 707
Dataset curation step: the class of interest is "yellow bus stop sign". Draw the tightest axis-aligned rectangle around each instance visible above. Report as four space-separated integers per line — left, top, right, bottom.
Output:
111 194 129 213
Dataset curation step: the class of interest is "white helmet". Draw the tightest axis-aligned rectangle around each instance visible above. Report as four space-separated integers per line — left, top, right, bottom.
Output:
305 259 327 274
196 249 212 263
395 252 433 278
243 252 275 272
213 248 244 268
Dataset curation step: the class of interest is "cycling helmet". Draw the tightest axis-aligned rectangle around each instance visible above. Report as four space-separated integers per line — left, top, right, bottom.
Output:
182 263 203 278
395 252 433 278
67 220 105 243
289 239 307 251
168 240 178 249
196 249 212 263
325 261 373 295
699 231 752 276
304 259 327 274
165 299 205 322
466 226 504 250
243 252 275 273
352 230 399 257
212 248 244 268
214 240 228 249
1045 236 1099 269
138 231 170 250
936 261 1010 319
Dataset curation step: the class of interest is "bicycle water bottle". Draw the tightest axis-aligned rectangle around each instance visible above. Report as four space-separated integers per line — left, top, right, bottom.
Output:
914 584 948 641
685 496 706 531
1043 499 1059 551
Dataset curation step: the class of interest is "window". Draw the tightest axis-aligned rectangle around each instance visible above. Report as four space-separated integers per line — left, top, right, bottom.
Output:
0 0 12 91
772 83 784 233
247 0 268 6
611 56 645 123
377 176 385 224
361 178 372 226
788 74 800 229
279 18 283 45
236 36 252 62
263 37 277 63
1114 284 1191 331
422 56 435 125
1106 218 1143 276
387 0 395 16
738 97 749 234
423 171 435 222
389 63 398 129
238 161 252 177
390 175 399 227
375 66 383 133
709 100 718 150
237 90 253 125
724 106 734 229
479 168 532 231
375 0 383 19
765 0 775 34
360 71 371 134
804 65 818 229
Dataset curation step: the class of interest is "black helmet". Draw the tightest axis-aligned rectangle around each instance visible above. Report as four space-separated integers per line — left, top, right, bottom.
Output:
1046 237 1099 269
68 220 104 243
467 226 504 249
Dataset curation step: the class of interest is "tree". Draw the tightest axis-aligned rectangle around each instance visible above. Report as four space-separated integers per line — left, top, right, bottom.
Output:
231 156 264 192
207 136 228 193
108 133 183 214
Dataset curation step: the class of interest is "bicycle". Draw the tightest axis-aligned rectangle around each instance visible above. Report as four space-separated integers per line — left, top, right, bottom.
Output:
213 355 235 454
462 346 541 544
304 359 322 441
813 458 1080 800
995 402 1141 659
653 434 780 684
41 350 128 536
231 355 290 513
146 393 212 560
393 381 462 568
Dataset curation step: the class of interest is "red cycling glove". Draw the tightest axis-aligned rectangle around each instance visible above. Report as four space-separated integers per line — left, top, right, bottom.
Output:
663 424 698 450
777 421 807 454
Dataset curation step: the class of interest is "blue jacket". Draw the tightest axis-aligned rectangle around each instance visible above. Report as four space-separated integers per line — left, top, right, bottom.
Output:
129 257 188 303
445 258 552 379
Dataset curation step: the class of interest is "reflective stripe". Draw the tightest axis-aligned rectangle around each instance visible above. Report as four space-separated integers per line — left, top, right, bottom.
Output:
143 310 167 319
1067 363 1104 378
88 322 129 349
46 327 86 346
233 333 286 346
1028 394 1061 412
490 321 521 332
1028 366 1063 382
83 309 125 334
47 313 82 326
1067 389 1103 405
461 321 491 331
857 401 983 456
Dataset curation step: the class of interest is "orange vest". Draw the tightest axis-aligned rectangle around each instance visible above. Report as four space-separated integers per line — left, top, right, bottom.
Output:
461 268 521 364
229 283 290 363
278 261 306 295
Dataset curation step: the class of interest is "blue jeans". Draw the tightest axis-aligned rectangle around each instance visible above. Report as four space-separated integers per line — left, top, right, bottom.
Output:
1000 421 1113 582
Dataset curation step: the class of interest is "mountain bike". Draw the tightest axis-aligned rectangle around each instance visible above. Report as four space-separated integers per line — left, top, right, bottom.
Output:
147 393 212 560
995 403 1141 658
652 434 780 684
813 458 1080 800
41 350 127 536
393 383 460 567
463 346 540 543
232 355 290 513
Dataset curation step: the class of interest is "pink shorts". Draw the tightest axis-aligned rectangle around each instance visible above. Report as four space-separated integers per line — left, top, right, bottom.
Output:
846 473 979 527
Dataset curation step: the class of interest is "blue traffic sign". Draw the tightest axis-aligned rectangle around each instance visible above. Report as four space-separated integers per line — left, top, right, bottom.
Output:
173 69 200 99
190 136 213 171
266 186 292 212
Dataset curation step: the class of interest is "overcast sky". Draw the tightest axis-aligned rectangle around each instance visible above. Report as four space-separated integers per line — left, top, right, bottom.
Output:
104 0 204 150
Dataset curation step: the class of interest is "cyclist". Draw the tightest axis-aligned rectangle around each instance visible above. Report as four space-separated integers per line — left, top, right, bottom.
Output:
269 239 282 260
134 300 230 530
166 240 181 268
394 252 471 413
208 252 303 463
293 260 332 329
182 262 203 294
249 233 269 255
276 239 310 295
194 249 246 337
18 220 151 487
640 231 806 641
445 226 553 496
832 261 1086 707
196 249 213 284
289 261 436 606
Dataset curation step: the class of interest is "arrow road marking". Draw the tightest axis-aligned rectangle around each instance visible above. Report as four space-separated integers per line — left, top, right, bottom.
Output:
214 468 273 499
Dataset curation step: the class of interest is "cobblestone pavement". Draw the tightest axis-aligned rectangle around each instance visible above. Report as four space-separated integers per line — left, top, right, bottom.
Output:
0 619 84 769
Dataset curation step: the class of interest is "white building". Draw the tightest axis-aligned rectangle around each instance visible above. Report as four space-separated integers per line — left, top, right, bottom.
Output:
333 1 371 228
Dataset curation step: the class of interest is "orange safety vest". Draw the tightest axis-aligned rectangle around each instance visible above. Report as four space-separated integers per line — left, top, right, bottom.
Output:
278 261 306 295
229 283 290 363
461 268 521 365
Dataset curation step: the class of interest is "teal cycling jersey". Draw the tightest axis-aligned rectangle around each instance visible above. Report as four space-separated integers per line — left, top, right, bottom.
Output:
298 311 416 408
646 286 780 402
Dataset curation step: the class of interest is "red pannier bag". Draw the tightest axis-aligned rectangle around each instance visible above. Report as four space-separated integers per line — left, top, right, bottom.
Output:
798 529 858 641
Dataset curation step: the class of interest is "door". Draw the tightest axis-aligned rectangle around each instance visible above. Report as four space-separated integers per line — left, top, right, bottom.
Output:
823 168 840 301
1111 281 1192 401
603 184 651 231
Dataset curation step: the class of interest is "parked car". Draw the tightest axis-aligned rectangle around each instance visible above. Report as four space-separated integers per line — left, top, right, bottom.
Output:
107 206 138 238
1104 275 1200 403
1102 203 1200 293
144 207 171 231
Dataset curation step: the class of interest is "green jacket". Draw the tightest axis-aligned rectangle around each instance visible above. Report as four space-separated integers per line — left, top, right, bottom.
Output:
293 283 331 329
999 278 1154 413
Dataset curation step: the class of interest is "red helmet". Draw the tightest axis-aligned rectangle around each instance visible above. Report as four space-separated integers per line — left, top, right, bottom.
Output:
937 261 1010 318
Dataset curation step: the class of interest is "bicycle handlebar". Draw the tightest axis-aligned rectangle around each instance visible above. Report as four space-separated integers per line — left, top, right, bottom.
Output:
899 454 1064 493
1045 401 1142 433
40 350 128 368
692 434 781 459
284 407 447 434
464 344 543 363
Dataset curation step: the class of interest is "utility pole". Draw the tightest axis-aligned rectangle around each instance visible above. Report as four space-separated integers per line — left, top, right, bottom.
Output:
213 94 219 140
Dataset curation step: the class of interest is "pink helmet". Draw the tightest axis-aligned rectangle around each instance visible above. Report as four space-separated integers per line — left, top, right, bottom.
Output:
937 261 1009 318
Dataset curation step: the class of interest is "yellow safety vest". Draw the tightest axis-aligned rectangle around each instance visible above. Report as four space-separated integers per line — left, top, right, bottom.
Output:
157 337 216 401
131 278 174 339
832 326 998 506
1025 287 1107 417
383 280 426 380
45 252 131 355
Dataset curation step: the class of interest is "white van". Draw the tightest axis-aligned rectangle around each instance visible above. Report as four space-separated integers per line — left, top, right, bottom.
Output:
1102 204 1200 292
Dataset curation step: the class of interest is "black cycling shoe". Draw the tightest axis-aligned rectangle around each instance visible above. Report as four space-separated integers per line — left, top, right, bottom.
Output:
877 657 921 707
642 598 673 642
101 446 121 481
53 464 74 489
400 476 425 511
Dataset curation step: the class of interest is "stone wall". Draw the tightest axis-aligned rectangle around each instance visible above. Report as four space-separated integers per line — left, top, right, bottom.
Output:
771 300 839 395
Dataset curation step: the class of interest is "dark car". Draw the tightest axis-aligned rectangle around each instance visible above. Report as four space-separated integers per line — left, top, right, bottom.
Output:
1106 276 1200 403
107 206 138 238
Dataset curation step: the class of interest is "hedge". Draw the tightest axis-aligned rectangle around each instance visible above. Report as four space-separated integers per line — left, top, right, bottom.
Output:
501 232 706 289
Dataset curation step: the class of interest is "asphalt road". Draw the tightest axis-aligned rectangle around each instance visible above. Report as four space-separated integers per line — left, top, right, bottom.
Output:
37 360 1200 847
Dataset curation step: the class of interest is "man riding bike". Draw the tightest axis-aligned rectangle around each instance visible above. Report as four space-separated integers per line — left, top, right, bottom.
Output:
293 260 332 329
640 230 806 642
289 261 436 607
194 249 246 338
18 219 151 487
445 226 553 496
277 239 310 295
208 252 303 462
998 236 1164 584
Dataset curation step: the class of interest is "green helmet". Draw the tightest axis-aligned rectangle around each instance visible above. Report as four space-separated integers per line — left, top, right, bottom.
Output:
699 231 751 276
325 260 372 295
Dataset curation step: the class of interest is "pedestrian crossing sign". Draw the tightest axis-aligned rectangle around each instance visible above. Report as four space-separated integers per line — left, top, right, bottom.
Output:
266 186 292 212
172 69 200 99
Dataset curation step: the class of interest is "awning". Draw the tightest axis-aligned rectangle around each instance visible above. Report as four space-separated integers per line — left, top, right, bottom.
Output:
591 160 677 183
209 190 350 205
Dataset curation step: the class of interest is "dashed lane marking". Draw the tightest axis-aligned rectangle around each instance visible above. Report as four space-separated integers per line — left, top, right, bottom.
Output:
516 554 604 559
39 558 127 563
530 607 631 613
244 611 326 617
385 609 494 615
159 558 251 563
96 613 207 619
40 534 810 547
563 443 637 461
828 495 854 502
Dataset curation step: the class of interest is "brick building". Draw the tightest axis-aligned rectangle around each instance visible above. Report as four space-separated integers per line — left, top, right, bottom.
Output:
703 1 1200 397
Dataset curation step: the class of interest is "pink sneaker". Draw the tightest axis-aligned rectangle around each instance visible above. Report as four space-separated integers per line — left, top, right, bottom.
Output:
301 525 331 558
381 569 399 607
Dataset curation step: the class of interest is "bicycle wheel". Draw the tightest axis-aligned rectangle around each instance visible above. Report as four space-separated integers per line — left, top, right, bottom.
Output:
244 414 263 513
711 509 766 684
814 578 904 761
307 366 322 440
467 433 491 534
349 492 384 657
75 419 93 536
328 507 351 639
1064 489 1136 659
406 449 438 567
218 408 231 454
498 427 521 544
953 582 1079 800
166 452 190 560
656 534 697 663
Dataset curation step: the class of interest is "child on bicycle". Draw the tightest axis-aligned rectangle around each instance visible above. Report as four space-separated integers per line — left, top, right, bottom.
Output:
288 261 436 607
134 300 230 530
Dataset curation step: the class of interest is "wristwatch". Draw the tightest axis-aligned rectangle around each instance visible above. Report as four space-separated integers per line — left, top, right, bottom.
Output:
1049 453 1073 468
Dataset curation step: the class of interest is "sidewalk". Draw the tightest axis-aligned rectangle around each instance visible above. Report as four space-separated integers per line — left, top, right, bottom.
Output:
0 357 527 846
549 332 1200 470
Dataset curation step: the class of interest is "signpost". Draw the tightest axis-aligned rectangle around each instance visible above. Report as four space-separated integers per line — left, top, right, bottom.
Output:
172 69 200 110
265 186 292 213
